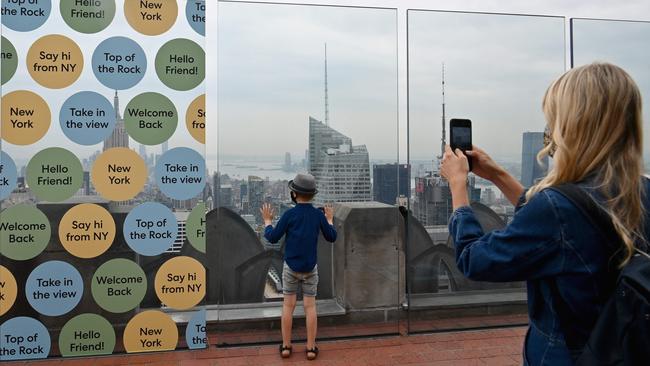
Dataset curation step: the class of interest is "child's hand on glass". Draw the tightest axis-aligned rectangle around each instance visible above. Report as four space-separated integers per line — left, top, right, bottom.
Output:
324 204 334 224
261 203 275 226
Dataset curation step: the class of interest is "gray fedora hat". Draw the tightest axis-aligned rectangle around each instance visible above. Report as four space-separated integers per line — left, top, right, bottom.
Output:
288 173 318 195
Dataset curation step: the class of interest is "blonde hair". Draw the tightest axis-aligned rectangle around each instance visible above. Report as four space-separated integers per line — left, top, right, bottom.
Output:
526 62 645 266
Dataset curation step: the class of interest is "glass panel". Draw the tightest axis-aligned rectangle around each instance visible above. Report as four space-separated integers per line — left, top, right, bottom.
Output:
213 1 400 345
1 0 207 360
571 19 650 172
407 10 565 333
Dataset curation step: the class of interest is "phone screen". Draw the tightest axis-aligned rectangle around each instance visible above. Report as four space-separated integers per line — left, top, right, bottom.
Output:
452 126 472 149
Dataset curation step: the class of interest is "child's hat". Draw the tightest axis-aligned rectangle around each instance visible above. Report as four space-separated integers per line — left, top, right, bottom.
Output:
288 173 318 194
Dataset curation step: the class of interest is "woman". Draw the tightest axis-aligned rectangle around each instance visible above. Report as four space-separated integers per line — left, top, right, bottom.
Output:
440 63 648 365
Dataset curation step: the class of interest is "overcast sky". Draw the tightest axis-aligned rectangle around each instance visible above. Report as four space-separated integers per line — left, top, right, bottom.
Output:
1 0 204 168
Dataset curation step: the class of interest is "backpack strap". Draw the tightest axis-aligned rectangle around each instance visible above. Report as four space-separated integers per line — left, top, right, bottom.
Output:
547 183 622 350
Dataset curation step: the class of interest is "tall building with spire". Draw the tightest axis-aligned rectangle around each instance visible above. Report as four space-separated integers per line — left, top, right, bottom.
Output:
309 117 371 203
413 64 480 226
103 91 129 151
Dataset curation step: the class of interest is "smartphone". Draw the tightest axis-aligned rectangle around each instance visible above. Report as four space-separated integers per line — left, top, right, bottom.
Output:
449 118 472 171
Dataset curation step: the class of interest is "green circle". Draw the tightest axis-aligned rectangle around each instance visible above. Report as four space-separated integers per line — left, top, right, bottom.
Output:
60 0 116 34
0 204 51 261
27 148 83 202
124 92 178 145
1 36 18 85
186 202 206 253
91 258 147 313
59 313 116 357
155 38 205 91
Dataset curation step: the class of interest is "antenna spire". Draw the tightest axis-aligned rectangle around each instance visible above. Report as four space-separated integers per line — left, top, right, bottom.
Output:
441 63 446 158
324 43 330 126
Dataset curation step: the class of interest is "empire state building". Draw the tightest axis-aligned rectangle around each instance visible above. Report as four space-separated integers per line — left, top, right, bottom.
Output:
103 91 129 151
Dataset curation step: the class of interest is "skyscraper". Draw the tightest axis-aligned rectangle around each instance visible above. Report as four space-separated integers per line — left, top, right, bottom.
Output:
162 141 169 154
248 176 265 223
521 132 548 187
103 91 129 151
309 117 371 203
373 163 410 205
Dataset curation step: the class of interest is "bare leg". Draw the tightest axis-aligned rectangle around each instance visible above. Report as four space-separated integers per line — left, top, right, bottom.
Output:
281 294 297 356
304 296 317 351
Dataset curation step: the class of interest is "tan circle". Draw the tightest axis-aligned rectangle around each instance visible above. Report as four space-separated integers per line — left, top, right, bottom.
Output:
124 0 178 36
59 204 116 258
1 90 51 145
186 94 205 144
123 310 178 353
0 265 18 316
91 148 147 201
27 34 83 89
155 256 205 310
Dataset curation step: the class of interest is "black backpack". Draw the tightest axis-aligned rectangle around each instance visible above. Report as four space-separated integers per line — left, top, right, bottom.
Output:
551 184 650 366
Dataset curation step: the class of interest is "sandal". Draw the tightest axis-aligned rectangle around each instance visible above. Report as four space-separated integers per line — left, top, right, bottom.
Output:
279 344 292 358
306 346 319 361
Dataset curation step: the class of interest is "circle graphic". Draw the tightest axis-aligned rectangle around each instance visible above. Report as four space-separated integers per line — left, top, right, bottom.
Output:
27 34 83 89
26 261 83 316
123 310 178 353
92 36 146 90
59 204 116 258
185 309 207 349
155 147 205 200
0 317 51 361
124 92 178 145
123 202 178 256
185 0 205 36
60 0 116 34
186 94 205 143
0 265 18 317
124 0 178 36
60 91 116 145
1 36 18 85
26 147 83 202
186 202 206 253
0 0 51 32
59 313 116 357
91 147 147 201
155 38 205 91
0 151 18 200
91 258 147 313
0 204 51 261
155 256 205 310
1 90 51 145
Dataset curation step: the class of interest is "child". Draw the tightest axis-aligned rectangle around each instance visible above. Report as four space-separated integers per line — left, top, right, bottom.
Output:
261 173 336 361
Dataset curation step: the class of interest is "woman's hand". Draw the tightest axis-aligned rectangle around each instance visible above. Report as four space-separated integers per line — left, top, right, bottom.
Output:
465 145 504 182
260 203 275 226
441 145 470 210
441 145 469 187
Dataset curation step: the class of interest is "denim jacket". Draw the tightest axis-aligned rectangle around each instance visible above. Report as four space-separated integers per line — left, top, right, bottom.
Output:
449 180 650 366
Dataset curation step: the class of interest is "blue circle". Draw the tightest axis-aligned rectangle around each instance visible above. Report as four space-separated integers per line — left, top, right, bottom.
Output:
185 309 207 349
0 151 18 200
0 317 51 361
1 0 51 32
185 0 205 36
155 147 206 200
92 36 146 90
25 261 83 316
123 202 178 256
59 91 116 145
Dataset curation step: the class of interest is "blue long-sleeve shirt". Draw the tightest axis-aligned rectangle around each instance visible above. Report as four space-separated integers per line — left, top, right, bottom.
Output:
264 203 337 272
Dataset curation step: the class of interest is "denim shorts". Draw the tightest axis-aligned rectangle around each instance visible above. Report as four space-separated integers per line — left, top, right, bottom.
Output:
282 262 318 297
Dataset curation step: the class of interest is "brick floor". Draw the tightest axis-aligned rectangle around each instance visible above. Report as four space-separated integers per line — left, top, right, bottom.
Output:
2 326 526 366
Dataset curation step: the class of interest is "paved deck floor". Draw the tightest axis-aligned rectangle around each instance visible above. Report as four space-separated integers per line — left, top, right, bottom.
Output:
3 326 526 366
